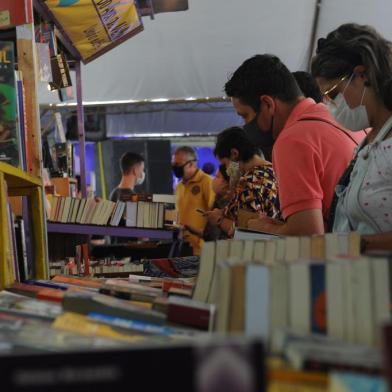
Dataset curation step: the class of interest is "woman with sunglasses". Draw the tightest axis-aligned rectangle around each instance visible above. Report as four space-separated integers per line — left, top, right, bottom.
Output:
312 23 392 251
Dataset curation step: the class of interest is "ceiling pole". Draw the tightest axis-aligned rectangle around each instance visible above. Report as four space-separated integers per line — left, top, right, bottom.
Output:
75 61 87 198
307 0 323 71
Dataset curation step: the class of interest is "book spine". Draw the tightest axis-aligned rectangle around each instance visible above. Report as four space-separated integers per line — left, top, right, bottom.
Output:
302 359 381 375
15 76 26 170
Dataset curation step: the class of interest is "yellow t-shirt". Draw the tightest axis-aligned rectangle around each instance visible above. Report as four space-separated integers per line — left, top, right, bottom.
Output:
176 170 215 255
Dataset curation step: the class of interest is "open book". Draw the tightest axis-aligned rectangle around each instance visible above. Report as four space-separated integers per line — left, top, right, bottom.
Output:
234 228 281 241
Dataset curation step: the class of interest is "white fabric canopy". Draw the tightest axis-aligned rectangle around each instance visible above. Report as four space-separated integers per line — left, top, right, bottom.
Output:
38 0 392 105
81 0 316 102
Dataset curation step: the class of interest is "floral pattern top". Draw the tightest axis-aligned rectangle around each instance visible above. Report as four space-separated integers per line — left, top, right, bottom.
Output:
224 164 281 222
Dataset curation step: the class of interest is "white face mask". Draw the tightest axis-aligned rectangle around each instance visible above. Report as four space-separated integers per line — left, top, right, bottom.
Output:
136 171 145 186
327 76 369 131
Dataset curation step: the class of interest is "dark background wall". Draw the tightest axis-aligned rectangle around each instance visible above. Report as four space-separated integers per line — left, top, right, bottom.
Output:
95 139 173 198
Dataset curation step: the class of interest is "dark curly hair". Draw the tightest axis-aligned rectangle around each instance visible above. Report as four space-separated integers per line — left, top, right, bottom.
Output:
214 127 259 163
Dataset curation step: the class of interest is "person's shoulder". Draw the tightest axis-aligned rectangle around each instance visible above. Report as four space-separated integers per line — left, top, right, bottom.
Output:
284 102 336 133
198 170 213 184
109 187 119 201
246 164 276 181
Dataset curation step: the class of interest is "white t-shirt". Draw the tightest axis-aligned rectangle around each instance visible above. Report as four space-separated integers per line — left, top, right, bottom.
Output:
333 115 392 234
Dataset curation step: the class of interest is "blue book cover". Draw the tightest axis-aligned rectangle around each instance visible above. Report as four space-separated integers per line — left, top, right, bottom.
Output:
330 372 386 392
310 263 326 334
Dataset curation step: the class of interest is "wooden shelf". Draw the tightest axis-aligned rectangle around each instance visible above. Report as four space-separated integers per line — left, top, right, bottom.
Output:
0 163 47 289
47 222 176 240
0 162 42 189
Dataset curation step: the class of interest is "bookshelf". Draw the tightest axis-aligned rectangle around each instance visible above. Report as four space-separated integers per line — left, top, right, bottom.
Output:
0 3 50 289
47 222 175 240
0 162 47 289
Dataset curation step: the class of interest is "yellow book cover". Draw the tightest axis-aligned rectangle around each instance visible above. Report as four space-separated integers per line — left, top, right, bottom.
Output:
53 312 146 343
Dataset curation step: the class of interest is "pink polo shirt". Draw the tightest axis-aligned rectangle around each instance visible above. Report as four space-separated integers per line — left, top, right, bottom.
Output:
273 98 365 224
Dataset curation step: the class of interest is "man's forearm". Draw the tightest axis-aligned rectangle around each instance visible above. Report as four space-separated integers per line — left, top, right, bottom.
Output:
248 209 325 236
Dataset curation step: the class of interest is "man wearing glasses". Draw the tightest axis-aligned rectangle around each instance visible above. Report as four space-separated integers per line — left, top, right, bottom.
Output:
225 54 365 235
172 146 215 255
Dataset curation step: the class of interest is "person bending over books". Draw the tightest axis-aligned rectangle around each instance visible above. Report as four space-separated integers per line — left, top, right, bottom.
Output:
230 71 323 162
184 164 231 241
204 127 281 238
312 23 392 252
109 152 145 202
225 54 365 236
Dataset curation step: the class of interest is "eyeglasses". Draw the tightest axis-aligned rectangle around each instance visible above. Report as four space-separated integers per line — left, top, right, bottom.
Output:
172 159 195 168
322 74 350 103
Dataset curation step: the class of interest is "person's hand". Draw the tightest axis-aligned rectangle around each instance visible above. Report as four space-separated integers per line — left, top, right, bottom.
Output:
204 208 223 226
248 214 283 233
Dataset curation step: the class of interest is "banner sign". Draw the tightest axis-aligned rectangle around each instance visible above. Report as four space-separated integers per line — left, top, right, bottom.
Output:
39 0 143 64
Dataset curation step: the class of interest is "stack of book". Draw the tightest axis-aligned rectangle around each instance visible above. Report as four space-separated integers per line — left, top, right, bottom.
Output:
1 179 30 284
48 258 145 278
193 233 391 349
272 328 384 376
2 273 215 334
48 196 117 225
48 193 176 229
124 193 176 229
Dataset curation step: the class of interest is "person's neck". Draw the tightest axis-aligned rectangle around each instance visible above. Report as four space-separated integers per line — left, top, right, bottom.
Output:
183 168 198 183
274 97 304 138
118 175 135 191
367 99 392 142
242 155 267 172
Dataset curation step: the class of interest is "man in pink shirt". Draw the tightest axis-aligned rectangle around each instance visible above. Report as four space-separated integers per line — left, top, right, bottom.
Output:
225 54 365 235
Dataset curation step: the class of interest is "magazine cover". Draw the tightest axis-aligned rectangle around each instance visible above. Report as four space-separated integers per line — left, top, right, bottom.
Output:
0 41 19 167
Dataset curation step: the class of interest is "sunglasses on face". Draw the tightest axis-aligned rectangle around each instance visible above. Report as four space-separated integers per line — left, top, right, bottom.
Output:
322 74 350 104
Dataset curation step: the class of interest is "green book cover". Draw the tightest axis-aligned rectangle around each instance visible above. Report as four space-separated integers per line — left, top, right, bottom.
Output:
0 41 19 167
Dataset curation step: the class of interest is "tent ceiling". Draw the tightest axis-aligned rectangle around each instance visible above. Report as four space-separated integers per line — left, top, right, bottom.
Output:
38 0 392 105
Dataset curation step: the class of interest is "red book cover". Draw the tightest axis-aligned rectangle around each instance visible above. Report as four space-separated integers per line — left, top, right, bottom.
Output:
162 280 194 293
0 0 33 29
37 288 65 303
167 303 211 330
9 282 42 296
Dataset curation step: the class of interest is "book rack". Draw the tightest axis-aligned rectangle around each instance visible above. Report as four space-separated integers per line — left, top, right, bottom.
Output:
0 162 47 288
47 222 175 240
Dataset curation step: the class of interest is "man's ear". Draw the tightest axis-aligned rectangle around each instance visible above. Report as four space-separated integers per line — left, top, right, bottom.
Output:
260 95 276 115
230 148 239 161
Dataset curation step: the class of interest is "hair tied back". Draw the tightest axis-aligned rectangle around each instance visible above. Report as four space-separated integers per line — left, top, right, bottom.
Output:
316 37 327 53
